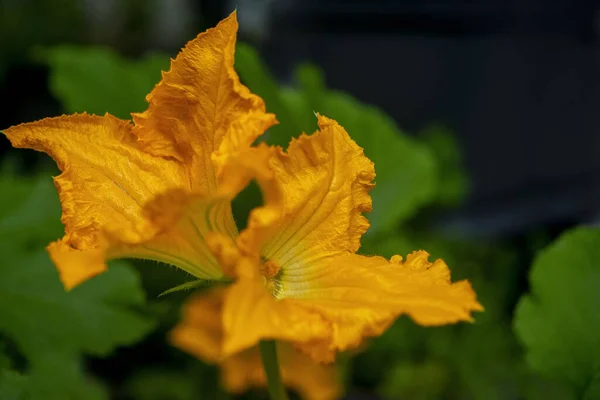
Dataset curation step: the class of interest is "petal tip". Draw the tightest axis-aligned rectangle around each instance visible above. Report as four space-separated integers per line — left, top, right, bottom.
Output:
47 239 107 290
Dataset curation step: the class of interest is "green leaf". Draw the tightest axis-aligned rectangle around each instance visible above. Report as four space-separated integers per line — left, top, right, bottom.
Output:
0 175 156 399
0 176 62 250
40 46 169 119
0 369 27 400
514 227 600 398
0 250 155 399
0 251 155 359
235 43 301 147
418 124 469 206
27 355 108 400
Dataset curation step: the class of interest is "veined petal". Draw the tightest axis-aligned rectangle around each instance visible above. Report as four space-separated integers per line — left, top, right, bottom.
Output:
132 11 276 192
3 114 229 286
237 115 375 271
46 189 233 288
136 188 237 279
2 113 186 250
170 288 341 400
169 287 225 362
221 268 331 357
285 251 483 358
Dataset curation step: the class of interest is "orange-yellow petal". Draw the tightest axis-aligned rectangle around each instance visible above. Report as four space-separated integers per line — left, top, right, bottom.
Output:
2 113 186 250
2 113 235 286
46 188 234 288
212 111 279 179
170 288 341 400
132 11 276 192
169 287 225 362
275 344 343 400
47 239 107 289
214 143 278 201
236 114 375 270
285 251 482 359
221 267 331 357
135 188 238 279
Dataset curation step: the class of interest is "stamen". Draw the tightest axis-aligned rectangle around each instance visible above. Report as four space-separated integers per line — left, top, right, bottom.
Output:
260 257 283 297
261 259 281 279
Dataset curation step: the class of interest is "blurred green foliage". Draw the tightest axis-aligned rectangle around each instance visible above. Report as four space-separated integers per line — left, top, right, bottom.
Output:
361 235 574 400
515 227 600 399
0 0 86 82
39 46 169 119
0 174 157 399
418 124 469 207
0 40 589 400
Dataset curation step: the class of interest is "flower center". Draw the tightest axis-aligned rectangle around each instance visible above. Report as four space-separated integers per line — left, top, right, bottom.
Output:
260 257 282 297
261 259 280 279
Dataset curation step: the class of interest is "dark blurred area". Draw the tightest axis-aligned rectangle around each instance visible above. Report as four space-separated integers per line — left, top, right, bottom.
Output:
261 0 600 238
2 0 600 238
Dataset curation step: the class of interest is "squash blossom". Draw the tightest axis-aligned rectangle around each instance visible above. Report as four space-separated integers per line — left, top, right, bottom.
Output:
2 11 482 364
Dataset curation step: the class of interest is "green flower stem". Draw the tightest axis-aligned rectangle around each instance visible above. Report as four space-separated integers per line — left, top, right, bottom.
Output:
259 340 289 400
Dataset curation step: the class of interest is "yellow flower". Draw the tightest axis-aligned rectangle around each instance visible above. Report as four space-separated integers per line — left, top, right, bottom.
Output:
2 10 482 365
169 115 483 363
171 288 342 400
2 12 275 289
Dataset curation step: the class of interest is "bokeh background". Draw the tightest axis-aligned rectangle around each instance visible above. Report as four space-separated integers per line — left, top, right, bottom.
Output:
0 0 597 399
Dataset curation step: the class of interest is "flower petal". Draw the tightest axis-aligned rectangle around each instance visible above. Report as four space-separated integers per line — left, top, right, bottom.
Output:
47 188 234 288
47 239 107 289
134 188 238 279
285 251 483 358
132 11 276 192
237 115 375 270
2 113 230 285
169 287 225 362
214 142 278 200
170 288 341 400
221 265 331 357
2 113 185 250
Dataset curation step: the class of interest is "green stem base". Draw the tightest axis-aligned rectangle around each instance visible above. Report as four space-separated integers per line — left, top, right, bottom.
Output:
259 340 289 400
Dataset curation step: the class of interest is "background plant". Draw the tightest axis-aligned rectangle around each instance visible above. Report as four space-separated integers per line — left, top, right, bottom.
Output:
0 41 592 400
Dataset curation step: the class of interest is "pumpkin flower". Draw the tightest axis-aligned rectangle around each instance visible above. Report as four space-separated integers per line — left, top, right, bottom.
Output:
171 287 342 400
2 12 276 289
2 8 482 372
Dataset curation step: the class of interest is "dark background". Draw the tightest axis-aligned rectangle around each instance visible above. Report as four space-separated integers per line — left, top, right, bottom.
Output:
3 0 600 238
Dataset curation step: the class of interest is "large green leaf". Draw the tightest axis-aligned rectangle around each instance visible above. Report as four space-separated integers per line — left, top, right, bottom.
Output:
0 251 155 400
41 46 169 119
514 227 600 399
0 175 156 399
